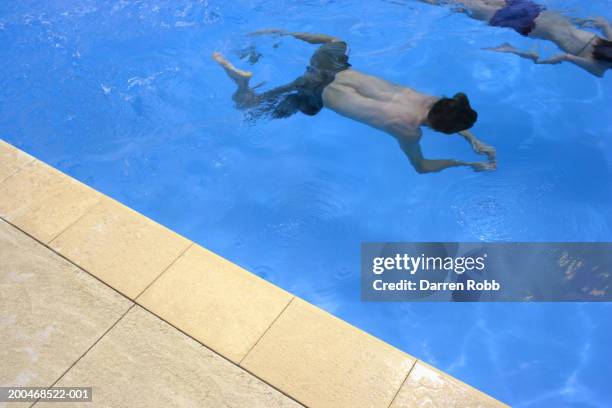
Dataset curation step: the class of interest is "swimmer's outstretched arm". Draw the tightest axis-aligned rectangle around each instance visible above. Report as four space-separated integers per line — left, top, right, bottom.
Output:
484 43 539 62
459 130 496 161
250 29 341 44
574 17 612 39
485 43 606 77
552 54 607 78
399 140 496 174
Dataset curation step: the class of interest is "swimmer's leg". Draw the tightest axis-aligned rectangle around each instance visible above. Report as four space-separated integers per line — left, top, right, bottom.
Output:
212 51 253 90
213 51 303 113
250 29 341 44
212 52 257 108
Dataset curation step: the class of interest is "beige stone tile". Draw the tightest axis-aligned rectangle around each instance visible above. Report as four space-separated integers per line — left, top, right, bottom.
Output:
138 245 293 363
0 219 131 399
390 362 508 408
241 298 415 408
49 198 191 299
0 159 102 243
36 306 302 408
0 140 35 184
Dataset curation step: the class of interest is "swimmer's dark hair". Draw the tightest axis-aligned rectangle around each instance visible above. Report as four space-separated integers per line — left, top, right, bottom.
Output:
593 38 612 63
427 93 478 134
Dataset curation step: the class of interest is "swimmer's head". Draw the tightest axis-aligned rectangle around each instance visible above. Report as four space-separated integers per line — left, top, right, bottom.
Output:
593 38 612 63
427 93 478 134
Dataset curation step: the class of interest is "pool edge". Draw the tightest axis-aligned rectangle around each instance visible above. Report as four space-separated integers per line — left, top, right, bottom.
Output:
0 139 508 408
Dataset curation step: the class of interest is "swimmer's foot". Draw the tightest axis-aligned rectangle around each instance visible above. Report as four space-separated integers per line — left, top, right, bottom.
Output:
484 43 539 62
212 52 253 88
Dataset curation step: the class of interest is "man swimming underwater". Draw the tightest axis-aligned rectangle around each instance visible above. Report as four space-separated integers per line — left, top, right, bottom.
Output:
213 30 496 174
419 0 612 77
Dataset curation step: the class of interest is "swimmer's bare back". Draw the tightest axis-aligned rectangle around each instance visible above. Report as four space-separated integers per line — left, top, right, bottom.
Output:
322 70 430 142
321 69 496 173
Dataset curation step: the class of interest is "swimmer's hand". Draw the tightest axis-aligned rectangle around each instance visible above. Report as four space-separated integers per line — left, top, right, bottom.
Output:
470 162 497 172
459 130 497 162
472 140 497 161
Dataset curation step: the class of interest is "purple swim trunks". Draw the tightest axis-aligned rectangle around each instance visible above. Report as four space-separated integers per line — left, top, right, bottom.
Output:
489 0 545 36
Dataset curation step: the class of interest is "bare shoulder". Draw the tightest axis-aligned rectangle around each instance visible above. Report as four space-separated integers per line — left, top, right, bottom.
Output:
390 123 423 143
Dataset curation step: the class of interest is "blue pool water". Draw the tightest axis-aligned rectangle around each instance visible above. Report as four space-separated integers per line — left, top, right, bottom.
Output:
1 1 612 406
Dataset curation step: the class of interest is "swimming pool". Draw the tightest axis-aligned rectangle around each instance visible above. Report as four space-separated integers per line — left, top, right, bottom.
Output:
1 0 611 405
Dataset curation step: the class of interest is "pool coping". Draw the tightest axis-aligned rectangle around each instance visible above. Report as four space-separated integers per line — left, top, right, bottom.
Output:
0 139 508 408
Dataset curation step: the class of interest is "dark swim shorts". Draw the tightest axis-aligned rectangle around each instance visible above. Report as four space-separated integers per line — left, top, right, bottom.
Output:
489 0 545 36
273 41 351 118
240 41 351 120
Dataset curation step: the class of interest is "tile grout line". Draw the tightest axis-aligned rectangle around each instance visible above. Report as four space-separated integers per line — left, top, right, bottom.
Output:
0 218 134 304
238 296 295 366
0 218 306 407
386 358 418 408
28 303 137 408
134 242 194 301
131 300 308 408
132 301 308 408
0 156 36 186
0 146 103 246
46 198 104 245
